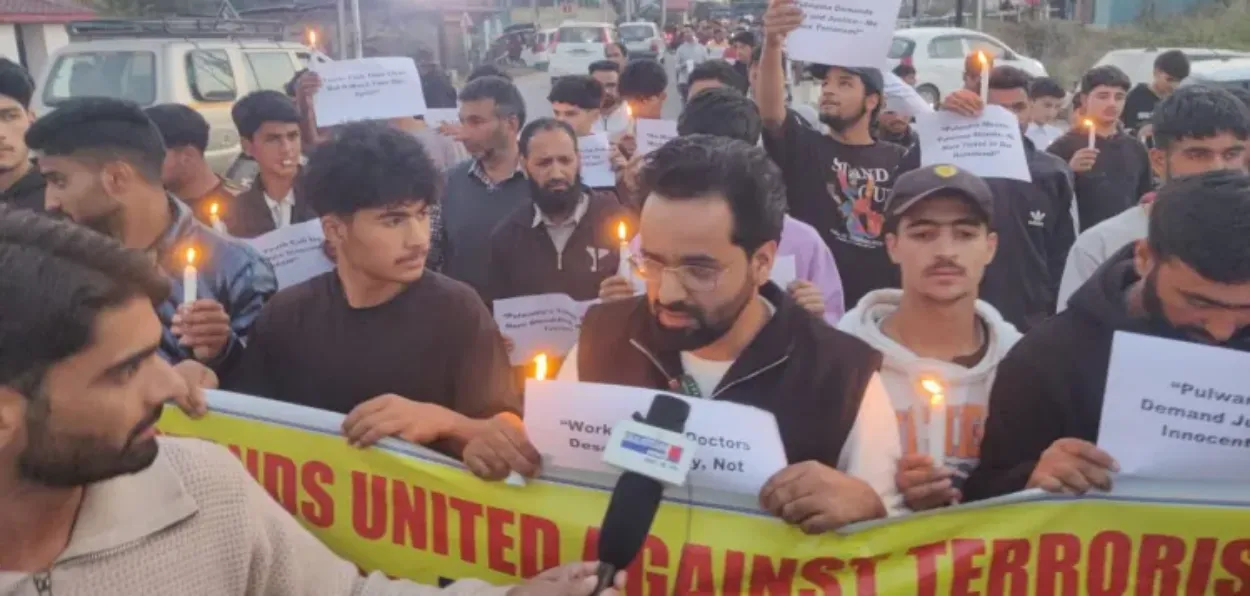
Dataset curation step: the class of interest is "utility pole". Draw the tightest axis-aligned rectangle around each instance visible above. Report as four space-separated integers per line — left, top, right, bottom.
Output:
955 0 964 26
336 0 348 59
975 0 983 30
350 0 363 57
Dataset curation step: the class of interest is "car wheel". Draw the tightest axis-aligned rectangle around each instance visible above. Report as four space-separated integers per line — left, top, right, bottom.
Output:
917 84 940 108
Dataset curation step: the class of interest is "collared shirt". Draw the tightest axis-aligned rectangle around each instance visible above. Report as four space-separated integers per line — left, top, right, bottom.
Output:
596 106 631 138
467 156 526 192
264 188 296 228
532 193 590 259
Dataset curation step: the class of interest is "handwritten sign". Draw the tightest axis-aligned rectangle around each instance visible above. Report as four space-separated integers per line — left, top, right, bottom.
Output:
579 133 615 188
784 0 903 68
635 119 678 157
494 294 598 365
1098 332 1250 483
914 105 1031 182
243 219 334 290
313 57 426 127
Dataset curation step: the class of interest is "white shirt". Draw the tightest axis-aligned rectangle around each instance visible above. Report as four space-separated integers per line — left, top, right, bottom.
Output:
1025 122 1065 151
596 105 631 138
264 189 296 229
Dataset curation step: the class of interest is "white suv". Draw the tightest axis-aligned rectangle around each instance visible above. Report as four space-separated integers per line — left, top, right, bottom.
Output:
619 21 664 63
886 27 1047 107
549 21 618 82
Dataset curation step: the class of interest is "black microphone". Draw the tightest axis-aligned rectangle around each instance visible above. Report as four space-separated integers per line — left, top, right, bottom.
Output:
592 394 691 595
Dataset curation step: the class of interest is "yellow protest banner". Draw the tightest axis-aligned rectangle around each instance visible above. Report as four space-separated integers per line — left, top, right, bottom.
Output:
157 393 1250 595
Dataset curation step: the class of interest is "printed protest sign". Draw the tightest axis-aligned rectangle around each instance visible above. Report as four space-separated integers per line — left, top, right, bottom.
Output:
313 57 425 127
784 0 903 68
914 105 1031 182
243 219 334 290
493 294 597 365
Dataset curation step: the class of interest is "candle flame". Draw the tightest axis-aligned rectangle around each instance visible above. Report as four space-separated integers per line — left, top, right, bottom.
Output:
533 354 548 381
624 103 633 118
306 28 318 48
617 221 627 241
977 51 988 67
919 377 945 396
209 202 219 217
930 392 944 406
185 247 197 266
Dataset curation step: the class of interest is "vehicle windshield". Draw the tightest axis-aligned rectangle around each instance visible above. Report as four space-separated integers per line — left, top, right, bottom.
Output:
619 25 653 42
888 37 914 59
558 27 606 44
43 51 157 106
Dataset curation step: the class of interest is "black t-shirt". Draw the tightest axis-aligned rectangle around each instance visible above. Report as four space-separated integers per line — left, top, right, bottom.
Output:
1121 84 1159 134
763 112 907 309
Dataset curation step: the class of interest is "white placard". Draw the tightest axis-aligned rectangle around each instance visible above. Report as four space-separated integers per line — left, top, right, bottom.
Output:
783 0 903 68
1097 332 1250 483
243 219 334 290
494 294 598 365
423 107 460 129
579 133 615 188
635 119 678 157
313 57 426 127
524 379 789 496
769 254 798 287
914 105 1032 182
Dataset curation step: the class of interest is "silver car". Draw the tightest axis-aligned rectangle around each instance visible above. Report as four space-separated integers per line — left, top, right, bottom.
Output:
618 21 664 63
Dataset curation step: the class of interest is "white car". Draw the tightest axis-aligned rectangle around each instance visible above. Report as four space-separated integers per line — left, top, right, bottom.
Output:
549 21 618 82
618 21 664 62
523 29 557 70
1183 57 1250 91
886 27 1047 107
1092 48 1250 88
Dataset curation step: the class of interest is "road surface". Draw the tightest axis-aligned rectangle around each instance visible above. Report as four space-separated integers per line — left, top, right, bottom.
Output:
512 57 686 122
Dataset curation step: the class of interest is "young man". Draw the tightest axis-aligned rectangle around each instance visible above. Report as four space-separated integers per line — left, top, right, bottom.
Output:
439 76 531 298
604 41 628 70
748 46 822 131
548 75 604 137
1123 49 1189 136
758 0 907 312
466 136 901 529
1048 65 1152 232
839 165 1022 511
227 90 315 238
965 171 1250 501
686 59 748 99
1025 76 1067 150
488 118 629 303
589 60 630 136
674 29 710 99
876 103 915 148
0 59 43 213
706 27 730 57
1058 84 1250 308
145 104 242 226
227 123 518 457
28 97 276 375
729 30 756 84
900 66 1077 332
0 210 623 596
620 54 669 120
893 63 917 87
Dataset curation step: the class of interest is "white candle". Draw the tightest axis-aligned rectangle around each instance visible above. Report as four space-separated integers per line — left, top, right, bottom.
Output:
616 221 633 281
1085 119 1096 150
625 103 636 138
977 52 990 105
920 377 946 468
209 202 228 234
182 248 198 306
533 353 548 381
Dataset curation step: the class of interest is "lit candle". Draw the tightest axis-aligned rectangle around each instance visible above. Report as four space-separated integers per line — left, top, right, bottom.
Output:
1084 118 1096 150
920 376 947 469
616 221 632 281
624 103 636 137
533 353 548 381
208 202 227 234
977 52 990 105
182 247 198 306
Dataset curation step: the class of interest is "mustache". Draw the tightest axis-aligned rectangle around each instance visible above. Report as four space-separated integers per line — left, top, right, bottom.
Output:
924 258 966 277
126 406 164 445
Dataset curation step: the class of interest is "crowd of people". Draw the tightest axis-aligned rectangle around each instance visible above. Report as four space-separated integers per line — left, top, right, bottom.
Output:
4 0 1250 591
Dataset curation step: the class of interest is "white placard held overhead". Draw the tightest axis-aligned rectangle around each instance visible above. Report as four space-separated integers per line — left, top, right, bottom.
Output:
1097 332 1250 483
635 119 678 156
769 254 798 287
784 0 903 68
525 380 789 496
579 133 615 188
494 294 598 365
243 219 334 290
313 57 426 127
913 105 1032 182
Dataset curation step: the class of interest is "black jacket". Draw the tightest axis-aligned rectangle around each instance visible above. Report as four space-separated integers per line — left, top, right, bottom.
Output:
898 138 1077 332
222 174 317 239
574 283 882 468
963 245 1250 501
1048 130 1152 232
0 165 46 213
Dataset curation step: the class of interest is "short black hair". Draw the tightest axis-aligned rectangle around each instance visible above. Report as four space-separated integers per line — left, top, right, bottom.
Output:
638 134 784 255
619 59 667 101
519 117 578 157
988 65 1032 92
892 63 915 79
0 58 34 108
300 122 440 216
1226 86 1250 111
548 75 604 110
1154 50 1191 81
1152 84 1250 150
0 206 169 396
1081 65 1131 94
231 90 299 140
27 97 166 183
730 30 755 47
468 64 512 83
145 104 210 153
1029 76 1066 100
678 87 761 145
1148 170 1250 283
611 42 629 58
688 60 748 95
458 75 527 129
589 60 620 75
751 46 788 71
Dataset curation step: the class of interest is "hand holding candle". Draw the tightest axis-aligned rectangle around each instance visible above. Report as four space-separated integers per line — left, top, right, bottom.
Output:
624 102 636 137
1084 118 1096 150
182 247 198 305
616 221 633 281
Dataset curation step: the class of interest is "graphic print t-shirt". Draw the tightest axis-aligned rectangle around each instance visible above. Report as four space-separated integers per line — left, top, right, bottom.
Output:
764 112 907 309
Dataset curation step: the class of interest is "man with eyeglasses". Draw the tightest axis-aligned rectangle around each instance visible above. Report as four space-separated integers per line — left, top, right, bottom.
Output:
461 135 901 533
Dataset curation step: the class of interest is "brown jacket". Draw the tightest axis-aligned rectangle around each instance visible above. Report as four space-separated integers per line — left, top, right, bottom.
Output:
222 174 317 239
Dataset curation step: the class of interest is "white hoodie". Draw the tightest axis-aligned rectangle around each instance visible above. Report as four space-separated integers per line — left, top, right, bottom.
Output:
837 290 1022 482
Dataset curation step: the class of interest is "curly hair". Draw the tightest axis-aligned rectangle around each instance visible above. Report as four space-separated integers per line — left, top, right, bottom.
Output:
299 122 441 216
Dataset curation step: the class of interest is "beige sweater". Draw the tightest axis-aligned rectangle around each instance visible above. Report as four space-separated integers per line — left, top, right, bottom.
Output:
0 438 512 596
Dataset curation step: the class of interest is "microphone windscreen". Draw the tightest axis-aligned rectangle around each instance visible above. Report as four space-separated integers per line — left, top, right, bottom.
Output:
644 393 691 432
596 471 663 570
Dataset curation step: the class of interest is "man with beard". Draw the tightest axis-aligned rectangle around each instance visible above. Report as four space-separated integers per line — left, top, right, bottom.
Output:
604 42 628 70
463 136 902 531
897 65 1077 332
27 97 276 376
0 208 626 596
965 171 1250 501
589 60 630 137
227 123 518 455
224 91 315 238
439 76 530 298
488 118 630 304
758 0 907 312
0 59 45 213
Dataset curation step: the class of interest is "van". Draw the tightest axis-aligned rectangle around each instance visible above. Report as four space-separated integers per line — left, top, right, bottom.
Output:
32 19 330 174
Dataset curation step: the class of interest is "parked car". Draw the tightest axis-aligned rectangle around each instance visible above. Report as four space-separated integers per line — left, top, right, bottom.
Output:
36 18 329 174
886 27 1046 107
1091 48 1250 88
523 28 557 70
618 21 665 63
549 21 618 82
1183 57 1250 91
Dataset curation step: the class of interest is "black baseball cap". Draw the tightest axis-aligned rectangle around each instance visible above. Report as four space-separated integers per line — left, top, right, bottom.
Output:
806 65 884 96
885 164 994 226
